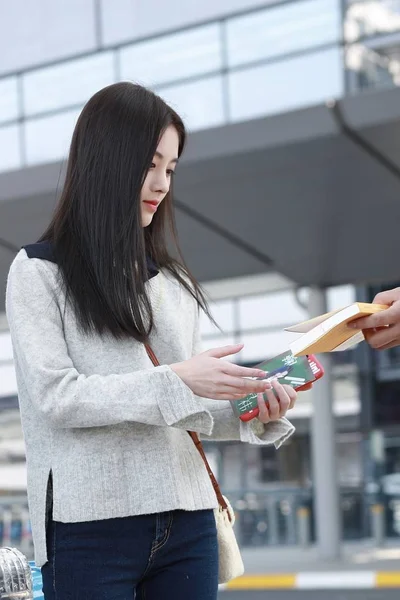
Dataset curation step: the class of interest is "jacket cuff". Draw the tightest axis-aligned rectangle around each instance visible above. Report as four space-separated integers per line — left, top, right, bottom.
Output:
156 366 214 435
239 416 295 448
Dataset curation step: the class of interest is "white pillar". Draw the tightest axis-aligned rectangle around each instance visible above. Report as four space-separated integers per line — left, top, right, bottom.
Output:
308 287 341 559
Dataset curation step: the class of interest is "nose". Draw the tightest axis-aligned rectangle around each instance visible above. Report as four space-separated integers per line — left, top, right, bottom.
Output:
150 172 169 195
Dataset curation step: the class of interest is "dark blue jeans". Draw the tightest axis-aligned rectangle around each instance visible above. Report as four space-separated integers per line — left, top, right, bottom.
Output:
41 510 218 599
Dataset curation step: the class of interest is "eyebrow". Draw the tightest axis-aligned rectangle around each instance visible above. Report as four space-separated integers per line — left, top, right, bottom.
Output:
155 151 179 164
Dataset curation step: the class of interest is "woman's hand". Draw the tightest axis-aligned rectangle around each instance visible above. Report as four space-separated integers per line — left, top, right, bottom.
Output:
256 378 297 424
170 344 273 401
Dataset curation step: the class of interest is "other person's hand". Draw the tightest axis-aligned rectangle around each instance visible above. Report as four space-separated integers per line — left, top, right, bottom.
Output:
350 289 398 350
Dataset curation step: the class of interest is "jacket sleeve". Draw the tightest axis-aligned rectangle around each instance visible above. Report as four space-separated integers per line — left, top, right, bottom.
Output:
6 252 213 434
192 308 295 448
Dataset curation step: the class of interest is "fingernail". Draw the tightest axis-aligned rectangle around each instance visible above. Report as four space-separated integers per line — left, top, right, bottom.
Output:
348 322 358 329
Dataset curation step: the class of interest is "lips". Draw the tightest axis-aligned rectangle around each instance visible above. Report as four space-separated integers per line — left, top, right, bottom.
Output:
143 200 159 213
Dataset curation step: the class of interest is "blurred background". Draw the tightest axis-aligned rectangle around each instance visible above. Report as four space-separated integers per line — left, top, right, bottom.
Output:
2 0 400 597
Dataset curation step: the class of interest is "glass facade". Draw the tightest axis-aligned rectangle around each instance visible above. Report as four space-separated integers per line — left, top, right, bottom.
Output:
25 108 81 166
0 77 18 124
119 24 223 87
0 0 345 173
0 125 20 171
0 0 97 74
100 0 277 45
226 0 341 66
228 46 343 121
1 0 400 174
344 0 400 92
22 52 115 117
2 0 400 547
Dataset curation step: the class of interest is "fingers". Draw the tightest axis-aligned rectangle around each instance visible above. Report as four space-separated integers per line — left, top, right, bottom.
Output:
265 386 281 420
205 344 244 359
258 382 284 423
257 393 270 423
221 375 272 395
218 392 248 401
350 305 397 330
225 363 269 379
282 384 297 409
372 339 400 351
271 380 292 414
363 324 400 350
256 389 285 423
256 380 297 424
374 288 400 306
204 345 269 378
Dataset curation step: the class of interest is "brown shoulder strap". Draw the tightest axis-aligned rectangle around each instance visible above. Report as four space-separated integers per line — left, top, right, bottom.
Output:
145 343 229 513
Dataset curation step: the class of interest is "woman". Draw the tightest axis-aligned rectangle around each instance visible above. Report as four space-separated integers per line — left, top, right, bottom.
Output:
6 82 299 600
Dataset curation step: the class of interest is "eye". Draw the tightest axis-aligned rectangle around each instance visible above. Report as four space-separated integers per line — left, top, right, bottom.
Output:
167 169 176 177
149 162 156 169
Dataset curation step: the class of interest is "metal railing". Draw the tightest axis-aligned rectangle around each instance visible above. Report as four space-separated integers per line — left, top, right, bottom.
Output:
225 487 400 547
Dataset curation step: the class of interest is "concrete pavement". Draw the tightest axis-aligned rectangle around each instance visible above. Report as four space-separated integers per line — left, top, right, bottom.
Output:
241 540 400 573
219 541 400 592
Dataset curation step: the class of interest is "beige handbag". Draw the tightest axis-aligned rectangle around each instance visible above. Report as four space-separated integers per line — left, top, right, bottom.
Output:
145 345 244 584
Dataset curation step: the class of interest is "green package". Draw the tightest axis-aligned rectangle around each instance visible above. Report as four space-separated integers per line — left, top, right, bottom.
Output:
230 350 314 418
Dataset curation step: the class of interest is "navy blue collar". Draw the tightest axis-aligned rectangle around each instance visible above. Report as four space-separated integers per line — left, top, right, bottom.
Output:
23 242 159 281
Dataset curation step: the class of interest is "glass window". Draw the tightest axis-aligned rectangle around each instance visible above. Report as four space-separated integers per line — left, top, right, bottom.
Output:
0 77 19 123
373 379 400 427
346 43 400 93
100 0 137 46
120 24 222 87
345 0 400 43
0 0 96 75
25 108 81 166
229 46 343 122
239 291 308 331
0 125 21 172
200 299 235 336
227 0 341 68
102 0 271 45
157 76 225 131
23 53 115 117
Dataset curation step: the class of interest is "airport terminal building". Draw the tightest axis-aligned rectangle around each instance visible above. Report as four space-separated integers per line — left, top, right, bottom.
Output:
1 0 400 545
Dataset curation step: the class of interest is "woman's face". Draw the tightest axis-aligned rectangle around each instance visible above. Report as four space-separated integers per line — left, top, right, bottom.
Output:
141 125 179 227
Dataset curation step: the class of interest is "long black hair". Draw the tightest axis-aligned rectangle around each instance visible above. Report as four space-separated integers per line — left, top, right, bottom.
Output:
40 82 212 342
